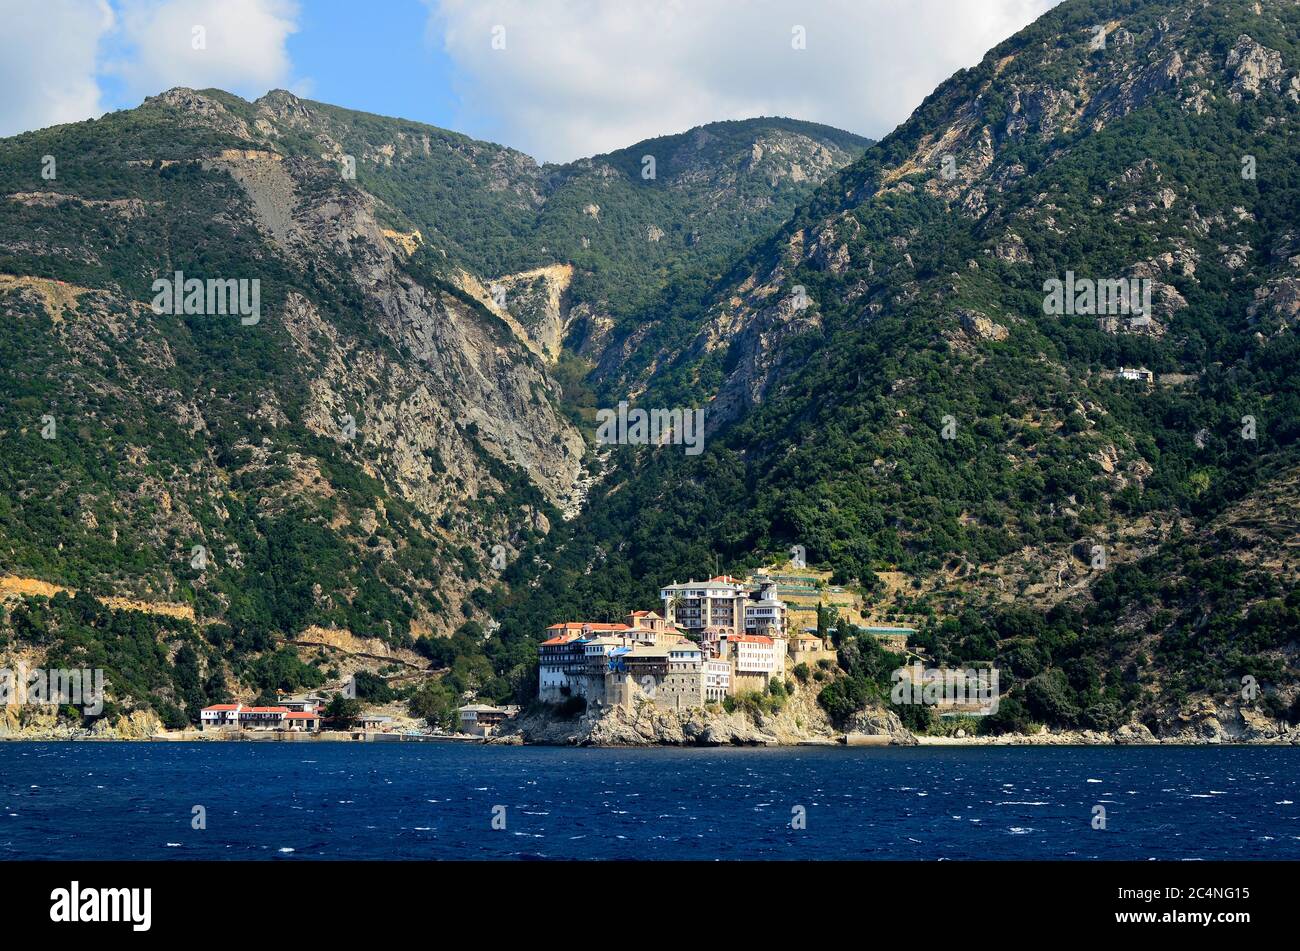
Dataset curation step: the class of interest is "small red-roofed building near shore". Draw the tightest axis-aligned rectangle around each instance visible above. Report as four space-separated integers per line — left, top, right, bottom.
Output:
241 706 292 727
199 700 322 732
199 704 242 728
283 711 322 731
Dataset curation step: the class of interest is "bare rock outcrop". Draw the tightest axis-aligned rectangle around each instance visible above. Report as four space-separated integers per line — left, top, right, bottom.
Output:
498 678 847 747
1224 34 1287 102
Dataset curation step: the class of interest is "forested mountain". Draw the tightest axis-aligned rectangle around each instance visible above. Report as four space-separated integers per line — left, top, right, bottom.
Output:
0 87 865 726
3 0 1297 739
491 0 1300 737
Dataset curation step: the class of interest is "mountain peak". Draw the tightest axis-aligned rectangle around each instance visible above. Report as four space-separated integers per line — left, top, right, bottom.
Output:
254 88 312 118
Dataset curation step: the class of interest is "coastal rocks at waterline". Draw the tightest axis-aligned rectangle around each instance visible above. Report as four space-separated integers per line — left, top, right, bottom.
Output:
491 693 1300 748
915 710 1300 746
495 683 847 747
842 708 919 746
498 704 797 747
0 707 162 740
1153 699 1300 744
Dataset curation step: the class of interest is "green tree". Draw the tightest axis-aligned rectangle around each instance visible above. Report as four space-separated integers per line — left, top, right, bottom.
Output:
407 680 458 731
324 693 362 730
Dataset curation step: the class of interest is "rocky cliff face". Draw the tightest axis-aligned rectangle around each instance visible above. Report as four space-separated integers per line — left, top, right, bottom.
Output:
919 704 1300 745
498 680 842 746
0 706 162 740
474 264 576 363
207 143 587 511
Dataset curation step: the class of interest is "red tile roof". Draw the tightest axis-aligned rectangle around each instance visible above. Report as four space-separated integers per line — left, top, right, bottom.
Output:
284 712 319 720
545 622 629 634
729 634 775 644
202 704 241 712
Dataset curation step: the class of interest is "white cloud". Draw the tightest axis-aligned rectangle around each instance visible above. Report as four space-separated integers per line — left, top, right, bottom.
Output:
0 0 302 137
0 0 115 137
430 0 1063 162
106 0 300 101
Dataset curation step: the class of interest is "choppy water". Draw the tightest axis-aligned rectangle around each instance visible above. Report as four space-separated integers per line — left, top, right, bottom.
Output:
1 743 1297 860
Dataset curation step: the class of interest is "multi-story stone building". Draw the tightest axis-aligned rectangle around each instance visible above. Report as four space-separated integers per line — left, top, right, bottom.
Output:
743 585 788 636
659 577 789 640
458 703 512 737
540 578 827 712
704 659 731 701
538 632 597 700
658 576 746 632
538 611 700 705
605 641 708 711
721 633 788 693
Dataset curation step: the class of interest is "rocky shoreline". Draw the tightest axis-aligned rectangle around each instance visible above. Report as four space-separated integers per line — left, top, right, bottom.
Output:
488 697 1300 748
5 695 1299 747
0 707 163 741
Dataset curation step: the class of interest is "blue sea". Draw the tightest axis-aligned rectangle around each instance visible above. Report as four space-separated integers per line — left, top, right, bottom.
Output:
1 743 1297 860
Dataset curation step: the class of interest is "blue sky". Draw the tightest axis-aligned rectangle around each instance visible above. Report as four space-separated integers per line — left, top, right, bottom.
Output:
283 0 460 131
1 0 1062 162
